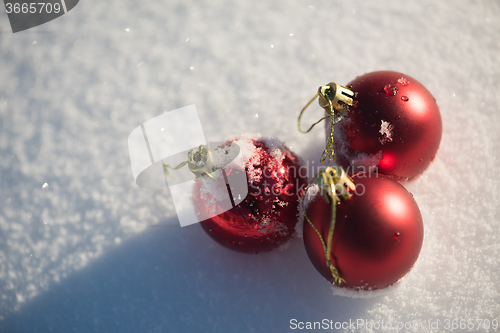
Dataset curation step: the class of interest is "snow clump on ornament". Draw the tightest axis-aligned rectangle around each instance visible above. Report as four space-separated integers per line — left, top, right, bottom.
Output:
193 134 308 254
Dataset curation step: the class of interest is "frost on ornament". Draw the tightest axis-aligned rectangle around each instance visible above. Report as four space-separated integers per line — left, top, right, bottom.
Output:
193 134 308 254
378 120 394 145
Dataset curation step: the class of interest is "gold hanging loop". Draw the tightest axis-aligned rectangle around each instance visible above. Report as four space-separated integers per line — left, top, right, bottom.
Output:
298 94 329 134
301 166 355 286
298 82 355 163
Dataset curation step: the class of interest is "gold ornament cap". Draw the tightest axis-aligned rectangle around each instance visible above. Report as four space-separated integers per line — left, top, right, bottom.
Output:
187 145 221 181
316 166 356 204
318 82 354 115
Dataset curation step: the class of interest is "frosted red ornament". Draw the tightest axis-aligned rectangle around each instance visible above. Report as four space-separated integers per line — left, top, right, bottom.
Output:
303 169 424 290
193 135 307 254
330 71 442 180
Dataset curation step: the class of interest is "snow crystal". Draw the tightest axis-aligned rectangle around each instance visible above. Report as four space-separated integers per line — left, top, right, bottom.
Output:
379 119 394 145
330 280 399 299
210 143 239 169
350 151 384 169
228 134 263 184
198 174 228 206
398 77 410 86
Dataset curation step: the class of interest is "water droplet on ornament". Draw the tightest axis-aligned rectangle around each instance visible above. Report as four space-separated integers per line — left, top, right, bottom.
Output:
419 159 422 162
401 96 409 101
393 232 400 240
395 116 400 120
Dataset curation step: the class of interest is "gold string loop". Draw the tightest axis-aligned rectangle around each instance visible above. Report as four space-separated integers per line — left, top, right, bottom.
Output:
301 166 355 286
297 82 355 163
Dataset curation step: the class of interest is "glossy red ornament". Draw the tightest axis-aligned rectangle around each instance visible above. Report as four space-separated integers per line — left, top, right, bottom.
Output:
331 71 442 180
303 173 424 289
194 135 308 254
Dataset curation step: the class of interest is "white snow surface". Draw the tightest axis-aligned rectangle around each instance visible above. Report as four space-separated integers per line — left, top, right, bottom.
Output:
1 1 499 332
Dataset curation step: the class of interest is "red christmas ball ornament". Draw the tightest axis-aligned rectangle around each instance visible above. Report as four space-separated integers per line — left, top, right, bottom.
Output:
331 71 442 180
193 134 308 254
299 71 442 180
302 167 423 289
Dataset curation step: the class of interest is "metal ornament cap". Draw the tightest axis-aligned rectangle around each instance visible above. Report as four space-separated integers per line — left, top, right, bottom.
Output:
318 82 354 115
